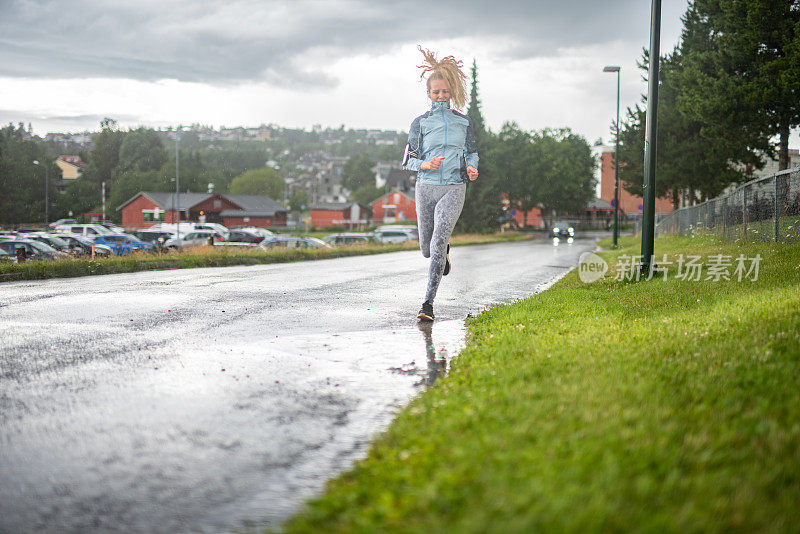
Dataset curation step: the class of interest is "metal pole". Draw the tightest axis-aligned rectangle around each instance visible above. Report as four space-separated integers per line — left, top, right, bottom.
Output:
102 181 106 222
44 164 49 225
176 127 181 236
774 175 780 242
614 69 620 247
743 187 747 239
640 0 661 277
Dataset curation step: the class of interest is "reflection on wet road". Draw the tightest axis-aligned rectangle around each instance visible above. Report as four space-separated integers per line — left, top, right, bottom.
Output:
0 235 603 533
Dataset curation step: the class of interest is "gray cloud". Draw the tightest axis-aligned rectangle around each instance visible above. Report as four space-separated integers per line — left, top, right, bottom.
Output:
0 0 687 88
0 110 140 128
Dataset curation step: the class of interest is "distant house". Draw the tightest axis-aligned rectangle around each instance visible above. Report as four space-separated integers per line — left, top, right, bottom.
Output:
55 155 87 180
117 192 289 229
383 168 416 194
54 155 88 193
309 202 372 228
220 195 289 227
500 193 542 228
371 189 416 224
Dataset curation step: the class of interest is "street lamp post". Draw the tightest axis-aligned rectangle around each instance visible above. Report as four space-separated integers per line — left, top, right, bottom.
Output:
641 0 662 277
603 65 621 248
32 160 49 225
175 127 181 236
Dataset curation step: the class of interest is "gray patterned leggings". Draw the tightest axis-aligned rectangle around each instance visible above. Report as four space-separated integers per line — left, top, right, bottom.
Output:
415 182 466 303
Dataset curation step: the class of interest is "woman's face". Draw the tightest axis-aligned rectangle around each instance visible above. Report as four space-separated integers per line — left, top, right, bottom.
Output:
428 78 451 103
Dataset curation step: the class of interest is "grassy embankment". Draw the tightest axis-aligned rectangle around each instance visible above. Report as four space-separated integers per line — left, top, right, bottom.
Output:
0 231 534 282
280 233 800 533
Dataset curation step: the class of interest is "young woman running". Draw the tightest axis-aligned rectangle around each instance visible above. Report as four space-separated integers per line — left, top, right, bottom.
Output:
402 47 479 321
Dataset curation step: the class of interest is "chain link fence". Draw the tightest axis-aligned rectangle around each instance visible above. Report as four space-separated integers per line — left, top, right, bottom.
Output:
655 168 800 243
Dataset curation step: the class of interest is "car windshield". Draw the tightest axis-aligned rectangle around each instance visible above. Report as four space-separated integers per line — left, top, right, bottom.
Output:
44 235 69 247
29 241 57 253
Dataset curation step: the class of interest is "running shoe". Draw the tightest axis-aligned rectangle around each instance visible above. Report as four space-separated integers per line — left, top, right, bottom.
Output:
417 300 434 321
443 243 451 276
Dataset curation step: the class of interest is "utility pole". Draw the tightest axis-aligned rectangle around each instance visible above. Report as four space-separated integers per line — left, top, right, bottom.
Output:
640 0 662 277
175 126 181 236
33 160 49 225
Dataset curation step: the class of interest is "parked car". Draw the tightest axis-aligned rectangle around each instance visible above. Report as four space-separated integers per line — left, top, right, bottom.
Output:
193 222 230 240
549 221 575 239
57 234 113 257
134 230 177 250
373 227 418 244
226 229 266 244
0 239 70 261
97 221 126 234
163 230 224 250
0 247 12 262
53 224 114 237
18 232 73 252
259 236 332 250
148 222 229 240
93 234 155 255
231 226 274 239
375 225 419 238
323 232 373 246
48 218 77 228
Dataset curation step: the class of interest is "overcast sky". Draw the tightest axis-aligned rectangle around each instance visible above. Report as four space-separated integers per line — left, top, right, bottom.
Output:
1 0 797 148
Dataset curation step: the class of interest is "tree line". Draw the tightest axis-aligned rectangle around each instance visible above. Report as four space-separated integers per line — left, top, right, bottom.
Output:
617 0 799 207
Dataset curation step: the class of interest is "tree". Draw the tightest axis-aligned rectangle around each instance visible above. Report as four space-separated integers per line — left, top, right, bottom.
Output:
229 168 285 199
535 128 596 216
0 124 56 224
617 49 744 206
351 184 385 206
288 188 309 211
466 60 486 143
88 118 124 185
494 122 540 227
456 60 504 233
341 153 375 192
118 128 168 173
52 180 102 221
679 0 800 170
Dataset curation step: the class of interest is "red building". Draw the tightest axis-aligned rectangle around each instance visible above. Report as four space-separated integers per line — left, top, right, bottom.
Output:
594 146 674 215
309 202 372 228
117 192 288 229
500 193 543 228
370 189 416 224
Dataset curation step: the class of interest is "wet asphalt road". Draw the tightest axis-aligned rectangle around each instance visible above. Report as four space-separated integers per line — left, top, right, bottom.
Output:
0 234 605 533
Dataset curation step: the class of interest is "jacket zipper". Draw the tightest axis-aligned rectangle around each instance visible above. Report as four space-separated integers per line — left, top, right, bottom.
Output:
440 106 447 184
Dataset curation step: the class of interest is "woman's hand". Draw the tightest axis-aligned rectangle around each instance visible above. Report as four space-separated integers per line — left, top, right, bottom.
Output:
421 156 444 171
467 166 479 181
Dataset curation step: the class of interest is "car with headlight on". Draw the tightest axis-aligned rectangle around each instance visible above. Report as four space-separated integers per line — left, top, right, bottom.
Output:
549 221 575 239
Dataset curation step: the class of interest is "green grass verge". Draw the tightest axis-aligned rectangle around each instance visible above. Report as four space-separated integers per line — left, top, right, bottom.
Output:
0 232 535 283
279 233 800 533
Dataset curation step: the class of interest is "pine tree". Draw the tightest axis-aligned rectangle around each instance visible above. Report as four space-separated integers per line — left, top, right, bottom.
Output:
680 0 800 170
456 59 503 233
467 60 486 142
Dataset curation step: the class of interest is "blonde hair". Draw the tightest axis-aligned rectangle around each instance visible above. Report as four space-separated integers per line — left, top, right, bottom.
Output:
417 46 468 110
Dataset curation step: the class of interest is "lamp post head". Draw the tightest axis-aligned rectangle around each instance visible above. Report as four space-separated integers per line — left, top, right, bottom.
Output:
33 160 40 165
603 66 621 72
